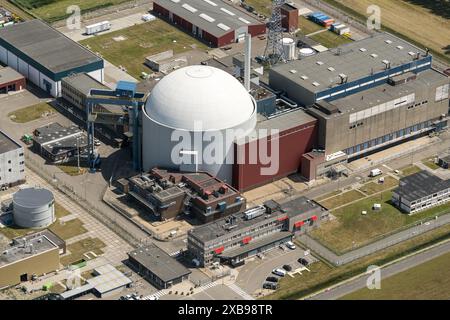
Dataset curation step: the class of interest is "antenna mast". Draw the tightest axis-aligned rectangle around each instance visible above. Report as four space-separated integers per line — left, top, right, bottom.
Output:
264 0 286 65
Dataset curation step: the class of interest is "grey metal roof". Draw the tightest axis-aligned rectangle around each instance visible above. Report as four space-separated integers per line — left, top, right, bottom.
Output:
394 171 450 202
0 20 102 74
279 196 325 219
270 33 428 93
309 68 448 119
13 187 54 208
33 123 88 156
0 67 24 84
154 0 262 38
0 234 58 267
128 244 191 282
0 130 21 154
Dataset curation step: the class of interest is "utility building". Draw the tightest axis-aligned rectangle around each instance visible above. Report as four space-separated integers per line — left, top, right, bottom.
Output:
0 20 104 97
153 0 266 47
0 66 26 94
0 130 25 190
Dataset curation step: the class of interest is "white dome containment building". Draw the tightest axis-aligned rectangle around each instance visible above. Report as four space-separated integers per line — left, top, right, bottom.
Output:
142 65 257 183
13 187 55 229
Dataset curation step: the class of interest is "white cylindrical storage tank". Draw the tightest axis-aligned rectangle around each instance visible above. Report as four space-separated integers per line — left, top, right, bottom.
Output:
298 47 316 59
282 38 296 61
142 65 257 184
13 187 55 229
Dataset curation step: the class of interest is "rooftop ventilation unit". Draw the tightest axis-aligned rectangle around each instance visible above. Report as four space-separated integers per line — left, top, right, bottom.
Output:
289 69 297 74
359 48 367 52
385 40 393 44
370 53 378 58
244 205 266 220
382 60 391 69
397 45 404 50
339 73 348 84
328 67 335 72
316 61 324 65
300 75 309 80
171 0 180 3
312 81 321 87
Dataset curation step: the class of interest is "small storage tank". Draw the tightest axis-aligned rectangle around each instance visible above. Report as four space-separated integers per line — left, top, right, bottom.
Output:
13 187 55 228
281 38 296 61
298 47 316 59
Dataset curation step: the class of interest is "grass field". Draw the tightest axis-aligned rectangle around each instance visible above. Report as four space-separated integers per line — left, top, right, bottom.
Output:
298 16 325 35
322 0 450 63
242 0 271 17
318 189 365 210
314 190 342 202
311 190 450 253
309 30 353 48
8 102 55 123
48 218 87 240
342 252 450 300
358 176 399 195
400 164 422 177
422 159 440 170
55 202 70 218
266 222 450 299
61 237 105 266
80 20 209 79
11 0 130 23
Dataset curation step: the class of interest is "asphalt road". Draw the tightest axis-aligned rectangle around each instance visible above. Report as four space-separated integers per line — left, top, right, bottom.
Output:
309 240 450 300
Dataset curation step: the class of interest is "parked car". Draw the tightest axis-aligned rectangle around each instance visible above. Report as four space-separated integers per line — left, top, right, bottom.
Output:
272 268 286 277
298 258 309 266
266 276 279 283
282 264 292 272
263 282 278 290
285 241 296 250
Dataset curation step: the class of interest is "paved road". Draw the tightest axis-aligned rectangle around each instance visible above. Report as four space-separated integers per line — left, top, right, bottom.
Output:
308 240 450 300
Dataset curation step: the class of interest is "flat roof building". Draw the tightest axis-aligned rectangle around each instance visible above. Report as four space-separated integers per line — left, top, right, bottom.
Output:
188 196 328 267
269 33 432 106
0 20 104 97
128 243 191 289
153 0 266 47
0 231 62 288
0 130 25 190
32 122 89 163
392 171 450 214
0 66 26 94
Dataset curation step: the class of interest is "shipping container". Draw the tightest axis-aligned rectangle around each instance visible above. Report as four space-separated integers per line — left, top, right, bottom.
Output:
85 21 111 35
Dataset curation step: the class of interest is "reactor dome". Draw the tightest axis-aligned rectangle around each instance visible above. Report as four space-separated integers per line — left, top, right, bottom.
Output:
142 65 257 183
13 187 55 229
144 65 256 131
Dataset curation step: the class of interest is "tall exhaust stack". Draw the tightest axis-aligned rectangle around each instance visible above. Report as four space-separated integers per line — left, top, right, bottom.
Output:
244 33 251 91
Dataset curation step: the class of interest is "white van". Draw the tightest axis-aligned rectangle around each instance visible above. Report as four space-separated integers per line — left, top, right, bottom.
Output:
369 168 382 177
272 268 287 277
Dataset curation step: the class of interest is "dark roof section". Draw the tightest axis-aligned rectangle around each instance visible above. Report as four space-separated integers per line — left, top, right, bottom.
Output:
394 170 450 202
0 130 22 154
0 20 102 75
128 244 191 282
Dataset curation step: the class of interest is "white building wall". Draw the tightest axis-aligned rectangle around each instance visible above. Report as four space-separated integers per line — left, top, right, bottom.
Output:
18 57 28 77
7 51 18 70
87 69 104 84
0 45 7 64
0 146 25 188
29 65 40 86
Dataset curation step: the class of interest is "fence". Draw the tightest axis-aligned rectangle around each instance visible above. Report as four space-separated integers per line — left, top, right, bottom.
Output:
25 154 141 247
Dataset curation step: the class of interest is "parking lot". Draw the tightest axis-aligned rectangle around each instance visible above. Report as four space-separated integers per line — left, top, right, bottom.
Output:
235 243 317 297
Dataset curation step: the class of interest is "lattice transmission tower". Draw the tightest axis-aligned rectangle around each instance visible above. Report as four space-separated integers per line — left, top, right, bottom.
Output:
263 0 286 65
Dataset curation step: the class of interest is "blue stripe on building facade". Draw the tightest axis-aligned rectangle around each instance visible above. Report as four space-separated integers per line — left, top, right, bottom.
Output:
0 38 104 82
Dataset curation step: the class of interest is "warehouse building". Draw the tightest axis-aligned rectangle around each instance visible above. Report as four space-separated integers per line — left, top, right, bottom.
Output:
153 0 266 47
128 244 191 289
0 231 62 288
0 130 25 190
188 196 328 267
61 73 127 146
0 66 26 94
392 171 450 214
0 20 104 97
32 123 89 163
121 168 245 223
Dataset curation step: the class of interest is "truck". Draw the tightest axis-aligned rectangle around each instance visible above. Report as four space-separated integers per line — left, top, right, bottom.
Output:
85 21 111 35
369 168 383 177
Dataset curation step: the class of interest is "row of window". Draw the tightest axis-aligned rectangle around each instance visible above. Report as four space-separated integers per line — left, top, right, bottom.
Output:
345 120 432 155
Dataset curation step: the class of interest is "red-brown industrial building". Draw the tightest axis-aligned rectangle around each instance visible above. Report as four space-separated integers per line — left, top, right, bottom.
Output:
153 0 266 47
233 109 318 191
281 3 299 33
0 67 26 94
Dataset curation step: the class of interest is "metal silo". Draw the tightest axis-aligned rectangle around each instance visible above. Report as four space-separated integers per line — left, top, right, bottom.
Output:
13 187 55 228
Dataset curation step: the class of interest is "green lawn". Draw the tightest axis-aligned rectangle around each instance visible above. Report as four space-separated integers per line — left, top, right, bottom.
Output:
11 0 130 23
342 252 450 300
55 202 71 219
318 189 365 210
61 237 106 266
422 159 440 170
80 19 209 79
8 102 55 123
242 0 271 16
298 16 325 35
309 30 353 48
48 218 87 240
400 165 422 177
314 190 342 202
358 176 399 195
311 191 450 253
266 223 450 300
